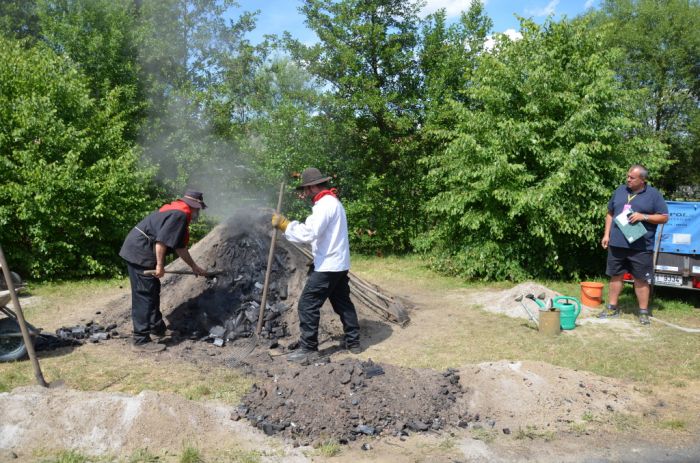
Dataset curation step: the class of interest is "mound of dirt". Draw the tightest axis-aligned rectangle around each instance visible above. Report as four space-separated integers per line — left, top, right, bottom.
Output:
237 358 464 445
460 360 650 433
0 360 655 459
0 385 306 460
471 282 598 321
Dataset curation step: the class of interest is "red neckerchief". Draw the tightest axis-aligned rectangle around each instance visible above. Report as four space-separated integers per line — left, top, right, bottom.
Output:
313 188 338 204
159 200 192 246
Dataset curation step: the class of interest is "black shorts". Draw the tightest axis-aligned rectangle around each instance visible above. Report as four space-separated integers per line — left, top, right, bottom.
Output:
606 246 653 282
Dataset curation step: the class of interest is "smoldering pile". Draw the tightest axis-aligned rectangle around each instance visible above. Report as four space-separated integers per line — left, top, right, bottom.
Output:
162 234 296 347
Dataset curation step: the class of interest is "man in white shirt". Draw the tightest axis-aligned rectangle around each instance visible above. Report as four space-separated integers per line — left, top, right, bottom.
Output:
272 168 361 363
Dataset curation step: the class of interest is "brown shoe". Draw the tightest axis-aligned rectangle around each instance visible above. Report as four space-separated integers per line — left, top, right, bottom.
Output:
131 342 166 353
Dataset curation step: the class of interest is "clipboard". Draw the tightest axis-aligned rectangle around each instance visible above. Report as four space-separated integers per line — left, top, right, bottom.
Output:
614 211 647 244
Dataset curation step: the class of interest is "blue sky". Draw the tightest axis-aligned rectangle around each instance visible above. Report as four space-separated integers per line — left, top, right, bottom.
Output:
231 0 600 44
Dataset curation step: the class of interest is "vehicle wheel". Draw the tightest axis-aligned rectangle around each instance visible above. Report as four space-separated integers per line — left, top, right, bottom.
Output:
0 271 23 290
0 317 27 362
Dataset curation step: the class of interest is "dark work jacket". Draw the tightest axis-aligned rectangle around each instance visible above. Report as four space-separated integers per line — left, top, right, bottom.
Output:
119 209 189 268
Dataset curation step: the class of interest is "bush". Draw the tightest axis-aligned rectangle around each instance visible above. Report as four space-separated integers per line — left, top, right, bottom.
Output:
0 37 157 279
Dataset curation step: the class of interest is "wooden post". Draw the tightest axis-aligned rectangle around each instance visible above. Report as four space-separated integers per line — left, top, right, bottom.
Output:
0 244 47 387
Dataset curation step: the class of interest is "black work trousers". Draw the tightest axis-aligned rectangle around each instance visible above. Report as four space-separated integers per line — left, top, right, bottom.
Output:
127 262 166 344
297 269 360 351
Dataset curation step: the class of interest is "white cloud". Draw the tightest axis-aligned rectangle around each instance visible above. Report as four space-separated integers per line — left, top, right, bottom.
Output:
484 28 523 51
584 0 596 8
421 0 489 19
525 0 560 17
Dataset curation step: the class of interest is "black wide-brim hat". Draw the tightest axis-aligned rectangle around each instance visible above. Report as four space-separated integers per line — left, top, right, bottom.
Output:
296 167 332 190
181 189 207 209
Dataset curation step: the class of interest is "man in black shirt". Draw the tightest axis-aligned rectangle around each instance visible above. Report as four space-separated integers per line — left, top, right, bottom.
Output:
600 165 668 325
119 189 208 351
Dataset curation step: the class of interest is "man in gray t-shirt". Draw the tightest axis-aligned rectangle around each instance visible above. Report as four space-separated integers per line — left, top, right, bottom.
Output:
599 165 668 325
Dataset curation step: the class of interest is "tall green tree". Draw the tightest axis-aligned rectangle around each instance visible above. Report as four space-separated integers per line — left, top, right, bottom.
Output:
0 0 40 39
134 0 268 202
35 0 144 141
286 0 425 253
420 1 492 174
420 1 492 111
417 18 670 280
591 0 700 192
0 37 155 279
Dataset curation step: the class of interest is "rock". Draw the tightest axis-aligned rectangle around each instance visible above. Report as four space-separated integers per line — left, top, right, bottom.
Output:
503 428 511 435
355 424 375 435
407 420 429 432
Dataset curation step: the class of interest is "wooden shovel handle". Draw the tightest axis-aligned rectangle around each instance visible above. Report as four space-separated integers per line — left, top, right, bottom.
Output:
144 269 220 277
257 181 285 335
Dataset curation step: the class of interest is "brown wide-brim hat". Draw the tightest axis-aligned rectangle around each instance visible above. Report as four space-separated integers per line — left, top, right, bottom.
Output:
181 189 207 209
296 167 332 190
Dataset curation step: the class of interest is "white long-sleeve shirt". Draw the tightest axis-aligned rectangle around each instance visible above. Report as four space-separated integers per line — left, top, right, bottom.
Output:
284 195 351 272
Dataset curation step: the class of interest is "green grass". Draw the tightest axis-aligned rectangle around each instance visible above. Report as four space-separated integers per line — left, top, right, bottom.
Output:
515 425 556 442
128 448 160 463
568 421 589 435
659 419 687 431
315 440 342 457
179 445 204 463
470 427 498 443
216 449 262 463
39 450 91 463
610 412 641 432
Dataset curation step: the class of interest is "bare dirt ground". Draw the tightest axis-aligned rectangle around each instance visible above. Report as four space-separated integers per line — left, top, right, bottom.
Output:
2 211 699 462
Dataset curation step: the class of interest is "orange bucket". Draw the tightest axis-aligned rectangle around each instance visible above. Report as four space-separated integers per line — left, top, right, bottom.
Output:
580 281 604 307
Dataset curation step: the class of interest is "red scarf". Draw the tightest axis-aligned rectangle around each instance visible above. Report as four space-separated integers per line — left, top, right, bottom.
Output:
159 200 192 246
313 188 338 204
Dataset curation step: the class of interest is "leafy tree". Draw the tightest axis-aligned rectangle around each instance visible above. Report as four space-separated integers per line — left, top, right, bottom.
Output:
420 1 492 111
34 0 145 141
117 0 282 222
0 37 156 279
591 0 700 191
286 0 425 253
420 1 492 183
0 0 40 40
416 18 670 281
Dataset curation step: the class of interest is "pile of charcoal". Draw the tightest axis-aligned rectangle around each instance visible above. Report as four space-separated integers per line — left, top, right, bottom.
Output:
234 358 467 446
205 299 290 347
55 321 118 344
167 232 295 347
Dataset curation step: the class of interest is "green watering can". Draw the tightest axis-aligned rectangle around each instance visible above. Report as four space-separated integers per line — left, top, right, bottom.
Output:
552 296 581 330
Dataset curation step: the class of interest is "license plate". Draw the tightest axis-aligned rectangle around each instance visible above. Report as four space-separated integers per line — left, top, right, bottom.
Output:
655 274 683 286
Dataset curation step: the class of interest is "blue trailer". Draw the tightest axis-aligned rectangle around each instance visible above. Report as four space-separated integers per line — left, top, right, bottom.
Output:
647 201 700 290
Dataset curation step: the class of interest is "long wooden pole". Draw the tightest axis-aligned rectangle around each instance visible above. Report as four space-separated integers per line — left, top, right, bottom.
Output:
0 244 47 387
256 182 285 335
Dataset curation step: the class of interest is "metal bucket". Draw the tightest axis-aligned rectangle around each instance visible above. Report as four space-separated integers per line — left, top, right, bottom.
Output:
538 310 561 336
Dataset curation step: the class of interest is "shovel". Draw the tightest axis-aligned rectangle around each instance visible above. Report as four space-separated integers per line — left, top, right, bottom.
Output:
0 245 48 387
227 181 286 367
144 269 222 278
514 295 539 326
